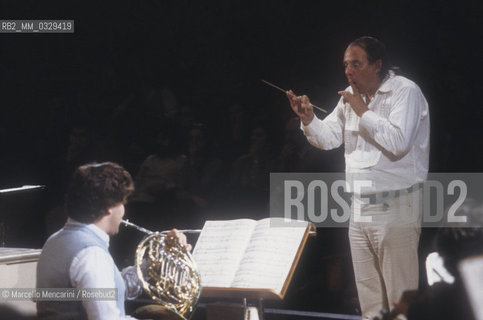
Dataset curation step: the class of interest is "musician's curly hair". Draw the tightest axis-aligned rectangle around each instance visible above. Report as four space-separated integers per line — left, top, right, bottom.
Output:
66 162 134 224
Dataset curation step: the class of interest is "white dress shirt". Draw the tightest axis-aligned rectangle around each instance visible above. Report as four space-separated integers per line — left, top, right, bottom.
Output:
68 220 136 320
301 73 430 194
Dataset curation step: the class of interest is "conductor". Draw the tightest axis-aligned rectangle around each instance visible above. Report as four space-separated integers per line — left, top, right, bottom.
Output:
287 36 430 319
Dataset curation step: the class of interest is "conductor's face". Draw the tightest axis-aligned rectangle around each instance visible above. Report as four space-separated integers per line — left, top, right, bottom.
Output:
343 45 381 95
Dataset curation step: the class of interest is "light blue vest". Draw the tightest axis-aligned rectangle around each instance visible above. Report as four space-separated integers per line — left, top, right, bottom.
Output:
36 223 126 319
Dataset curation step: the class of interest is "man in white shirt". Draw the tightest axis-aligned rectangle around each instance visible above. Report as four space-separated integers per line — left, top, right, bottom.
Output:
287 36 430 319
37 162 190 320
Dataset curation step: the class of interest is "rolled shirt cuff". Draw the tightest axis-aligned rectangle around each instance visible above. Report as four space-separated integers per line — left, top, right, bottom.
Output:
299 116 319 136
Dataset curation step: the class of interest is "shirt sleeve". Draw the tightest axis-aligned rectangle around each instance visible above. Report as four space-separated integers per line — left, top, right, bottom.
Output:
359 85 428 157
300 98 345 150
70 246 136 320
121 266 143 300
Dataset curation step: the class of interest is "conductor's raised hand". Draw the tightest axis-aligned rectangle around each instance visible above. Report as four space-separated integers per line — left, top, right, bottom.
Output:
286 90 314 126
337 82 369 117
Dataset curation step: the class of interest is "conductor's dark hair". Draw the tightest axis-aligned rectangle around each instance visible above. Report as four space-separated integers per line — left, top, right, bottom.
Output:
66 162 134 223
349 36 396 81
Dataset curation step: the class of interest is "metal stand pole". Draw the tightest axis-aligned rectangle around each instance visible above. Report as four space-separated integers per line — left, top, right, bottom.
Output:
243 297 248 320
257 298 264 320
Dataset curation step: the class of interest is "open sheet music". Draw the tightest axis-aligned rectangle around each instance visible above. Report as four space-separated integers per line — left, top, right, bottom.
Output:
192 218 314 299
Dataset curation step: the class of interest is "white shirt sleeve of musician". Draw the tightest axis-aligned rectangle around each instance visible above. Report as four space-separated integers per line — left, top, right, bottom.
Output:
70 246 136 320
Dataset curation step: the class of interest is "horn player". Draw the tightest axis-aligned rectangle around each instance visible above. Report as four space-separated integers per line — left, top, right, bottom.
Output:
36 162 190 319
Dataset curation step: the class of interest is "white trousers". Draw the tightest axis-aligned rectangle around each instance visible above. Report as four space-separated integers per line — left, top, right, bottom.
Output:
349 190 422 320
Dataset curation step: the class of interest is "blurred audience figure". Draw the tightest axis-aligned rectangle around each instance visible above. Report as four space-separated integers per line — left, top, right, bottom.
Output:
177 123 225 222
218 103 250 164
229 126 272 217
272 117 343 173
129 123 186 224
178 105 197 135
44 123 101 236
63 124 98 176
271 117 307 172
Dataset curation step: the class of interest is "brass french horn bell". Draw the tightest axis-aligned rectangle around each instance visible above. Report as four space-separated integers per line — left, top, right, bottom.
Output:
122 219 201 320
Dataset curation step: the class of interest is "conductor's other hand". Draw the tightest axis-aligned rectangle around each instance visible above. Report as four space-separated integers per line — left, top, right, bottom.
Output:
286 90 314 126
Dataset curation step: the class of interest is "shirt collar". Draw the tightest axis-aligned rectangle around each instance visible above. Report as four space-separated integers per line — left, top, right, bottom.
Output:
66 218 110 245
376 70 395 95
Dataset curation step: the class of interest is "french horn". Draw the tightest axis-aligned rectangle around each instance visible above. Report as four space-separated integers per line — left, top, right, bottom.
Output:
122 219 202 320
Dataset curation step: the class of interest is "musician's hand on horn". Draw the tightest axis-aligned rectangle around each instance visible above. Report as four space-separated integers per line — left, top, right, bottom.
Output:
166 229 192 252
286 90 314 126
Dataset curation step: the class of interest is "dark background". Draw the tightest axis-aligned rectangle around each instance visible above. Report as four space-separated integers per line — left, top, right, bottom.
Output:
1 0 482 177
0 0 482 316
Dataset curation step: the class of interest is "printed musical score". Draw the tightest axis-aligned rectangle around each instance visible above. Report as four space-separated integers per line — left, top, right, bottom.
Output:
192 218 313 299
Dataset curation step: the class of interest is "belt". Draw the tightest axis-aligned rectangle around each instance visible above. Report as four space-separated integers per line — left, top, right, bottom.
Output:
361 183 423 204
